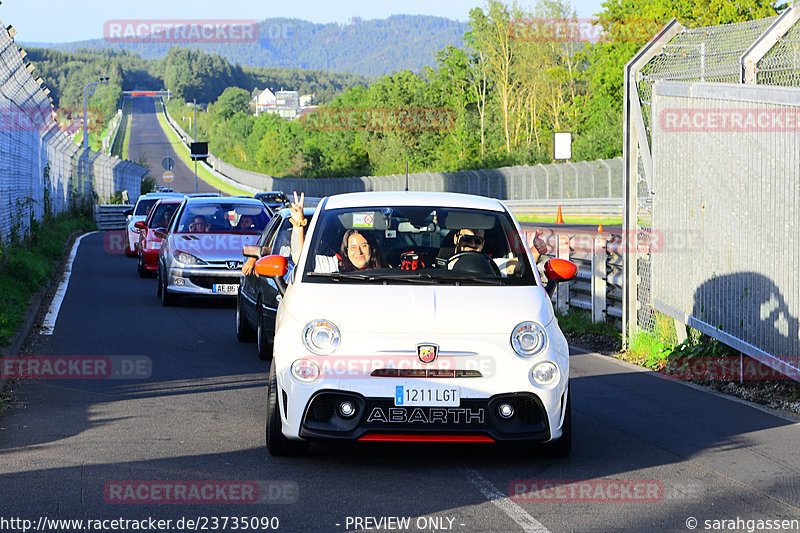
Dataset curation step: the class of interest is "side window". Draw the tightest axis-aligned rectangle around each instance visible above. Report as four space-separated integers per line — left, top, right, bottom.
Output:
258 215 282 251
269 219 294 258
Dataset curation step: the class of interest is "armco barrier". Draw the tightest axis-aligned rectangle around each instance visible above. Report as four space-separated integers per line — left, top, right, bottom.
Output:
95 204 133 230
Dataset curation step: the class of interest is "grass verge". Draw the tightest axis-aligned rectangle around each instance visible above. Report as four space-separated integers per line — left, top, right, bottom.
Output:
154 101 247 196
112 98 132 160
0 213 95 348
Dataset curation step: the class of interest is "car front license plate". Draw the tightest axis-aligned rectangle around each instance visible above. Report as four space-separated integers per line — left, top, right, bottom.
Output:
395 384 460 407
213 284 239 294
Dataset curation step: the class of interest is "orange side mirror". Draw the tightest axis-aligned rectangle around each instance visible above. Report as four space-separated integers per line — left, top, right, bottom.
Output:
255 254 288 277
544 258 578 282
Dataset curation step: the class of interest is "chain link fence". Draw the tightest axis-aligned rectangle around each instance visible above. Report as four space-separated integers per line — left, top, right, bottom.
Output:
624 6 800 378
163 99 622 201
0 21 148 248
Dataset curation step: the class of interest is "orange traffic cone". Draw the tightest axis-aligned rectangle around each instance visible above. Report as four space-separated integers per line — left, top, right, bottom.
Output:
556 205 564 224
598 223 604 233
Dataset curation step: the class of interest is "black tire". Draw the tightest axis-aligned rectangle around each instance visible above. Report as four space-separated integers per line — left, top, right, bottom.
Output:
266 363 308 456
534 388 571 458
161 268 178 307
236 294 256 342
137 253 148 278
256 300 273 361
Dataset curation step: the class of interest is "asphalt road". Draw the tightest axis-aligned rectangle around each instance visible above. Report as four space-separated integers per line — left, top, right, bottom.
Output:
127 97 217 195
1 233 800 532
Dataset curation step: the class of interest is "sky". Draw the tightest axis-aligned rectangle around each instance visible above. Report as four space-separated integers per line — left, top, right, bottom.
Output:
2 0 606 43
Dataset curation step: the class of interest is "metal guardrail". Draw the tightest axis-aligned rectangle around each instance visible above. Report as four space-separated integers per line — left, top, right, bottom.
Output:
506 198 623 220
524 229 624 323
95 204 132 230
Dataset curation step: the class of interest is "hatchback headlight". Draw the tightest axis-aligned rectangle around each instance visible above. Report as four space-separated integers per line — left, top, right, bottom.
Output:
302 320 340 355
531 361 559 386
175 251 206 265
511 322 547 357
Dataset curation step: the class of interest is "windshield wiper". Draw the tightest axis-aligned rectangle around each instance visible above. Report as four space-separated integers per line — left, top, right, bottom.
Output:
307 272 379 282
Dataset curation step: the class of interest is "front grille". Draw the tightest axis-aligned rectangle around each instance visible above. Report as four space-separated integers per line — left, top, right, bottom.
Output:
189 276 241 290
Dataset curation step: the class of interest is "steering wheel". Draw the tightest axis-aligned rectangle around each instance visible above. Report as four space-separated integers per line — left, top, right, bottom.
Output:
446 251 501 276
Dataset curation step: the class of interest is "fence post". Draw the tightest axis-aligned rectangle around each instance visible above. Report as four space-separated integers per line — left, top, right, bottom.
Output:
556 234 570 314
591 234 607 323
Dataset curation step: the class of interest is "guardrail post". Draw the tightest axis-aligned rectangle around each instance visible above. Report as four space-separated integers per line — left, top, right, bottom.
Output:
591 234 607 323
556 234 570 314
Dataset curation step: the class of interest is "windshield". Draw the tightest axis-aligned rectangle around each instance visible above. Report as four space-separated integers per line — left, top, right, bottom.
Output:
176 202 270 234
301 205 536 286
134 198 158 216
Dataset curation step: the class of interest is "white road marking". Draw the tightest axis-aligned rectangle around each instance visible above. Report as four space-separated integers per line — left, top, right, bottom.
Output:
460 466 552 533
40 232 97 335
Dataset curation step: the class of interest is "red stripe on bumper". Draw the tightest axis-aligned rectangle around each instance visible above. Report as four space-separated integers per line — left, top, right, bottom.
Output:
358 434 495 443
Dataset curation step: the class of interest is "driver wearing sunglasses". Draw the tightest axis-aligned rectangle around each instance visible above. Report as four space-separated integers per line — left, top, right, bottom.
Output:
455 229 486 253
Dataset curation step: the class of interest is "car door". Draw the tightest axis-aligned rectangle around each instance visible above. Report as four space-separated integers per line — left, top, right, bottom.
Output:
241 214 283 325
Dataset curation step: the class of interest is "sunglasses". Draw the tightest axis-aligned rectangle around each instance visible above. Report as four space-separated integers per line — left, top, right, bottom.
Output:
458 234 485 247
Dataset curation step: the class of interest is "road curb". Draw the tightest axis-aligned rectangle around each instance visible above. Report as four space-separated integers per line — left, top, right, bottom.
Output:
0 229 86 395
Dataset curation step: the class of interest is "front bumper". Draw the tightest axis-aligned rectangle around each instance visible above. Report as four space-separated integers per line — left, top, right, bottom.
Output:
297 390 553 442
166 266 242 296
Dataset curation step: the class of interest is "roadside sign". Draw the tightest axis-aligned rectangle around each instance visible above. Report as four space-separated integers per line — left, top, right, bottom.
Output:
161 156 175 171
163 171 174 183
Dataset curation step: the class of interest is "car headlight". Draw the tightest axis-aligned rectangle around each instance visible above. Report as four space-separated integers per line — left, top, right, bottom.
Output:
175 251 206 265
302 319 340 355
531 361 559 386
510 321 547 357
291 359 320 382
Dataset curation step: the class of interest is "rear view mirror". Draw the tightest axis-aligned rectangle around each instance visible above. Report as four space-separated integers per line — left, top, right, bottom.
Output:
543 258 578 297
255 255 288 277
154 229 167 240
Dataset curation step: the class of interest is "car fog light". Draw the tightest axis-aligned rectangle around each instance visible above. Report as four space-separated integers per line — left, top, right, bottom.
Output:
291 359 320 382
339 401 356 418
498 403 514 419
531 361 558 386
174 278 185 286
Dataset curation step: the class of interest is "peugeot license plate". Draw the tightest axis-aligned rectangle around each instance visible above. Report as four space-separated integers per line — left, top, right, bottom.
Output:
213 284 239 294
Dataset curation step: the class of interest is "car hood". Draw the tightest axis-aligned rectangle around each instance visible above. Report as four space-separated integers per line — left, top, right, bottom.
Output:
286 283 554 335
170 233 259 261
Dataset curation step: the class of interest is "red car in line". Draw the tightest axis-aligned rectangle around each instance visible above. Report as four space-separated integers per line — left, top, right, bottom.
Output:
135 198 182 278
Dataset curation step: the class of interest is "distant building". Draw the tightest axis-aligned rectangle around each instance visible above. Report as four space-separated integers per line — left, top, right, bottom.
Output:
299 94 315 107
274 91 300 119
253 88 277 114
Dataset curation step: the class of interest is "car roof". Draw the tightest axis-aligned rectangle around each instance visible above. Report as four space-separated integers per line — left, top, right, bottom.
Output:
274 207 315 218
322 191 505 211
182 196 266 206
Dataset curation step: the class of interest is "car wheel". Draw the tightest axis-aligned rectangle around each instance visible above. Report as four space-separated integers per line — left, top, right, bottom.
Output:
137 253 148 278
236 294 256 342
533 388 571 458
266 363 308 456
256 299 273 361
161 269 178 307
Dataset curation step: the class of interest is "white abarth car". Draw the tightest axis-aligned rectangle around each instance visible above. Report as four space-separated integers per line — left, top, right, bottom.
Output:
254 192 577 456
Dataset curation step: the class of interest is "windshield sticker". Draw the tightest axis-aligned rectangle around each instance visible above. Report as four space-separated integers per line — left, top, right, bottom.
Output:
385 229 397 239
353 213 374 228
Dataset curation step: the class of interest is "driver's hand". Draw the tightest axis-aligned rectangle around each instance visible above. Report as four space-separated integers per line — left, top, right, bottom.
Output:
242 257 257 276
532 229 547 262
